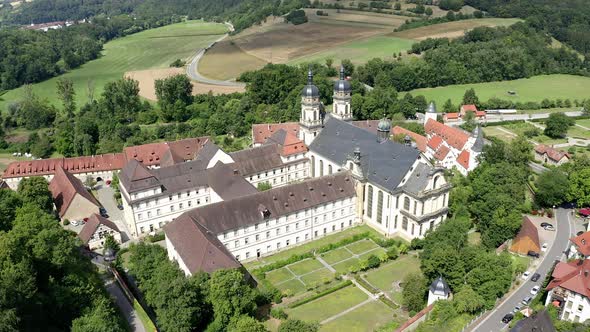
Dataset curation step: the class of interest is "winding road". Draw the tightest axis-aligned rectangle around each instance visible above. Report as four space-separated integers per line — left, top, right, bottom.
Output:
186 22 246 88
469 208 574 332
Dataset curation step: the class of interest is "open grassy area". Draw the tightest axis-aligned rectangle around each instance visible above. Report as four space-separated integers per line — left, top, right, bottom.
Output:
410 74 590 108
576 119 590 128
468 231 481 246
286 285 368 322
391 18 521 40
568 124 590 140
289 259 325 275
347 238 379 254
364 255 421 303
244 225 383 270
502 122 567 145
289 35 415 65
320 300 398 332
321 247 353 265
132 299 157 332
0 20 228 111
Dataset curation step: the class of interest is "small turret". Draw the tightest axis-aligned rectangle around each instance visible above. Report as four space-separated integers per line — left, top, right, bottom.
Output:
424 101 438 124
377 118 391 143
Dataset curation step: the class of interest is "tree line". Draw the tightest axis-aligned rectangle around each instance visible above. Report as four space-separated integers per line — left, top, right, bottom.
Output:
0 178 126 331
354 23 588 92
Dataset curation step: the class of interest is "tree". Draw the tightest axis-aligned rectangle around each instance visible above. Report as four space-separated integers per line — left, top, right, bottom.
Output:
103 234 120 254
567 167 590 207
402 272 428 312
17 177 53 213
481 208 522 249
56 78 76 115
462 88 479 106
0 189 22 231
341 59 354 77
442 99 455 113
394 2 401 10
453 285 484 314
71 299 125 332
544 112 574 138
278 319 320 332
325 58 333 69
505 135 532 167
155 74 193 122
30 132 54 158
461 111 476 132
257 182 272 191
227 315 268 332
207 269 257 329
101 78 142 122
425 7 433 16
535 168 569 207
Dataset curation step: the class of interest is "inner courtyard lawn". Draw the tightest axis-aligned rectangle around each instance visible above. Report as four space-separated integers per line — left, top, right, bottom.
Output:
346 238 379 254
288 259 325 275
364 255 421 302
321 247 353 265
286 285 368 322
320 300 399 332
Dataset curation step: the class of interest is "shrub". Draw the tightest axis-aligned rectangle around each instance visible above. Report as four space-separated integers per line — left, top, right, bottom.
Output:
348 263 361 274
378 251 389 262
169 59 186 68
63 219 70 225
354 275 379 294
398 243 408 255
271 307 288 320
289 281 352 308
386 246 399 260
366 255 381 269
379 295 400 309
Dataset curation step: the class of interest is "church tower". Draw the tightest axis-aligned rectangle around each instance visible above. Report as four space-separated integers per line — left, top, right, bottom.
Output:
424 102 438 125
299 69 324 146
332 65 353 122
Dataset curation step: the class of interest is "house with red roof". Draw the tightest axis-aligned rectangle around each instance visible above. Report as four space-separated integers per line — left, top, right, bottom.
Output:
534 145 570 166
49 166 101 221
423 118 484 175
545 259 590 323
568 231 590 260
443 105 486 123
78 213 121 250
509 216 540 255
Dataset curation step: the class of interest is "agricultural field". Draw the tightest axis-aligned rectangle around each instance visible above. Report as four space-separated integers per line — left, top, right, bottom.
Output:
391 18 520 40
0 20 228 111
410 74 590 108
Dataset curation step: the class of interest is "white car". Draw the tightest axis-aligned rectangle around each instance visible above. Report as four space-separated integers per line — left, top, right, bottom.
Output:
521 271 531 280
70 220 81 226
541 243 548 252
530 285 540 296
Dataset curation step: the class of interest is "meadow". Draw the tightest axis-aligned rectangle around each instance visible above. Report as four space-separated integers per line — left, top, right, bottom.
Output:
410 74 590 107
0 20 228 111
391 18 521 40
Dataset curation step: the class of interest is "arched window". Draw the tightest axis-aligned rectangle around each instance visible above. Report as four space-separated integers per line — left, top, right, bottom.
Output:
319 160 324 177
403 197 410 211
311 155 315 178
377 191 383 224
328 165 333 175
367 185 374 218
433 176 439 189
402 217 408 231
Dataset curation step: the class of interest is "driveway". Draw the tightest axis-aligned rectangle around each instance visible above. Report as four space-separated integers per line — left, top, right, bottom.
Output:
95 182 132 243
469 208 574 331
105 278 146 332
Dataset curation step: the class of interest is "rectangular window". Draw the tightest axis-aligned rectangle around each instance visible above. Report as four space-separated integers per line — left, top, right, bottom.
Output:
197 199 201 205
179 203 183 209
169 195 172 201
255 234 260 241
296 236 300 243
413 201 417 215
170 206 175 212
156 209 161 216
186 191 190 197
266 231 270 238
244 237 249 244
377 191 384 224
224 232 228 239
137 213 142 220
286 225 290 232
404 197 410 211
140 226 145 233
332 211 336 218
234 240 239 247
296 222 299 229
255 223 259 230
578 305 583 312
245 252 250 258
367 185 374 218
305 233 309 240
177 193 181 199
147 211 152 218
332 225 335 231
286 239 290 246
188 201 192 207
276 229 280 235
234 230 238 236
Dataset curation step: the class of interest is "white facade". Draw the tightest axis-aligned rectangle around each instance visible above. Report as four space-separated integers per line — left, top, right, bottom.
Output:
166 236 192 275
87 224 122 250
546 288 590 323
222 196 358 261
3 169 115 190
244 154 309 188
428 289 450 306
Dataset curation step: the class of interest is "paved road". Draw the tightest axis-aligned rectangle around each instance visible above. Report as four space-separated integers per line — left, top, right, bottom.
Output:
471 208 574 332
186 22 247 88
95 183 132 243
105 278 147 332
529 162 548 175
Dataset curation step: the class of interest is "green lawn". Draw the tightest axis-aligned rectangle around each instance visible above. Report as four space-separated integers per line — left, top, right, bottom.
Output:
245 225 384 270
364 255 421 301
321 247 353 265
332 257 361 274
289 35 415 65
468 231 481 246
289 259 325 276
511 254 532 272
276 278 307 295
410 74 590 108
346 239 379 255
320 300 397 332
266 267 294 284
287 285 368 322
482 126 515 142
358 247 386 260
502 122 567 145
0 20 228 112
576 119 590 128
300 268 334 287
568 125 590 140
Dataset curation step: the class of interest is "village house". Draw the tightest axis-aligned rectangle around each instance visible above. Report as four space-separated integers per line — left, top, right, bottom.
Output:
545 259 590 323
568 231 590 260
78 213 122 250
48 166 101 222
534 145 570 166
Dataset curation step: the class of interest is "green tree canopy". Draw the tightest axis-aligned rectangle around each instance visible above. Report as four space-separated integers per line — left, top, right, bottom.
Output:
155 74 194 122
535 168 569 207
278 319 320 332
17 177 53 213
402 272 428 312
544 112 574 138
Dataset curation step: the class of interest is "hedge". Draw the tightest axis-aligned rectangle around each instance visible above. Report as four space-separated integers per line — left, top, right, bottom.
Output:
254 252 314 274
354 275 379 294
379 295 400 310
288 280 353 308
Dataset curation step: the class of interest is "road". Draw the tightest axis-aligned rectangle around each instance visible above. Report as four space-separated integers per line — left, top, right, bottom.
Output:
471 208 574 332
96 183 132 243
105 278 147 332
185 22 246 88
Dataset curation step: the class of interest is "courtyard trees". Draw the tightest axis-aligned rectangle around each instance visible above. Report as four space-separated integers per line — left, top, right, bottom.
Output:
544 112 574 138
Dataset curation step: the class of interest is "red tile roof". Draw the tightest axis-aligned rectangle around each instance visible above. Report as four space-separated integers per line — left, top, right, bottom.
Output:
547 259 590 298
78 213 120 245
461 104 478 113
391 126 427 152
571 232 590 257
252 123 300 145
123 137 208 167
456 150 470 170
2 153 126 179
534 144 570 162
444 112 460 120
49 166 100 218
475 111 486 118
425 119 470 150
427 135 443 150
434 145 450 160
265 129 308 156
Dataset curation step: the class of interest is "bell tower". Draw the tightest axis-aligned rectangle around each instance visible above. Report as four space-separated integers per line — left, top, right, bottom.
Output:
299 69 324 146
332 65 352 121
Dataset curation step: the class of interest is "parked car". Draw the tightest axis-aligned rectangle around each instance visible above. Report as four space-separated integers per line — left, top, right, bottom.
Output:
528 250 540 258
521 271 531 280
522 296 533 305
531 285 540 296
99 207 108 218
541 243 548 252
541 222 552 228
70 220 81 226
544 224 555 231
117 204 123 210
513 305 522 313
502 313 514 324
531 273 541 282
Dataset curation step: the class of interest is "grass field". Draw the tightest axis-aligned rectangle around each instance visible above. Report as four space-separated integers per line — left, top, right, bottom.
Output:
410 74 590 107
502 122 567 145
0 20 228 111
289 35 415 65
320 300 397 332
364 255 420 303
568 123 590 140
576 119 590 128
287 285 368 322
391 18 520 40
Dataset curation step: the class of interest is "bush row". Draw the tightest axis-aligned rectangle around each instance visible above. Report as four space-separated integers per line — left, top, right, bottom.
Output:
354 275 379 294
379 295 400 310
288 280 353 309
